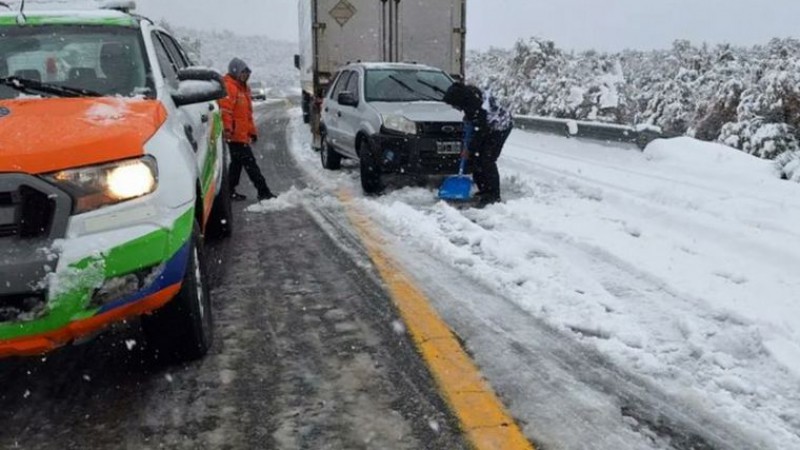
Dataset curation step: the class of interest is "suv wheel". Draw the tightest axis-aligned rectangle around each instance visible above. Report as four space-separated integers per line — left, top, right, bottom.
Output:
359 139 383 194
143 221 213 363
205 145 233 239
320 133 342 170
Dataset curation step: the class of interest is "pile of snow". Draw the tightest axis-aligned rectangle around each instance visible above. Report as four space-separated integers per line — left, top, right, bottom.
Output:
245 187 310 213
644 136 779 180
84 98 131 123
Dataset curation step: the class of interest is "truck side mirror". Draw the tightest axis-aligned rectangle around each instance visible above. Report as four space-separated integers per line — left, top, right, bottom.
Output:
294 54 300 70
173 67 226 107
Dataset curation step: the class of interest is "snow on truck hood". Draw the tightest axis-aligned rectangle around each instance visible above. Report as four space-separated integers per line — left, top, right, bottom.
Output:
371 101 463 123
0 97 167 174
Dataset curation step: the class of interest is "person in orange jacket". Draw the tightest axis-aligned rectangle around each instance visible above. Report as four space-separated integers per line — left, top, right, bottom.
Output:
220 57 275 201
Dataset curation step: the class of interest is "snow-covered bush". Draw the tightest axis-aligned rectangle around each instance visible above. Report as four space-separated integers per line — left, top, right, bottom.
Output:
775 150 800 181
471 38 629 123
467 37 800 180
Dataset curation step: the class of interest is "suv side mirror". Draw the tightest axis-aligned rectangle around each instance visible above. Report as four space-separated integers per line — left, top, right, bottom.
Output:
338 92 358 107
173 67 226 107
294 54 301 70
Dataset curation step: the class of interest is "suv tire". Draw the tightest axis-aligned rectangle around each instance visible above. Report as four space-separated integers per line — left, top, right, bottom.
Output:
320 133 342 170
143 221 213 363
359 139 382 194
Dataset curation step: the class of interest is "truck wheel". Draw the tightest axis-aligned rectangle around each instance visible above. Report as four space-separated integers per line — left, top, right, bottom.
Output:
143 221 213 363
359 140 383 195
320 133 342 170
205 146 233 239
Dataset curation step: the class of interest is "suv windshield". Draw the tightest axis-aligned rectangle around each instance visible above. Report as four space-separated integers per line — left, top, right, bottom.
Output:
0 24 153 99
365 69 453 102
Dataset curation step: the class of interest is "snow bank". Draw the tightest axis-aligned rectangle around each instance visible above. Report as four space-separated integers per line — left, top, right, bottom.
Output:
644 137 778 180
287 109 800 448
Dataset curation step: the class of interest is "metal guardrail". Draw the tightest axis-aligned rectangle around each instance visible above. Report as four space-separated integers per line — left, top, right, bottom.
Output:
513 115 665 150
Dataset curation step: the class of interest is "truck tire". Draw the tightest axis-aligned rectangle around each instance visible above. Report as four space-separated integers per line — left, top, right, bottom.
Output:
205 146 233 239
359 139 383 194
143 221 213 363
320 133 342 170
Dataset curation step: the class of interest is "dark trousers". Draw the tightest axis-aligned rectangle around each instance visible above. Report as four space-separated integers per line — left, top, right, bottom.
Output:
472 128 511 200
228 142 272 198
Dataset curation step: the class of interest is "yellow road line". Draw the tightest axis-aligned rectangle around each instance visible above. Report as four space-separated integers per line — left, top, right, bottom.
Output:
340 191 534 450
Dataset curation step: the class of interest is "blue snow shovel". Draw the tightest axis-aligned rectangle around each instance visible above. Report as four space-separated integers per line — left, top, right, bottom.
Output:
438 121 475 201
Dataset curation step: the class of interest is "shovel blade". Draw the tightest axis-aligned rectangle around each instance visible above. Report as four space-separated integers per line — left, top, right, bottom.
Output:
438 175 472 201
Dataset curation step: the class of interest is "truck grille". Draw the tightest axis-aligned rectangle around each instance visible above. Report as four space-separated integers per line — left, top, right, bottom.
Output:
19 186 56 238
0 186 56 239
0 292 47 323
0 175 70 241
0 191 16 238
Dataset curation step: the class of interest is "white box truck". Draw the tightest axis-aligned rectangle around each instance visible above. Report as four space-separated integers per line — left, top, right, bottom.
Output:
295 0 467 147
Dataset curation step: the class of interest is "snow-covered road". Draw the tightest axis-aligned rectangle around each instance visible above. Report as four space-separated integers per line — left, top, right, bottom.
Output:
283 108 800 449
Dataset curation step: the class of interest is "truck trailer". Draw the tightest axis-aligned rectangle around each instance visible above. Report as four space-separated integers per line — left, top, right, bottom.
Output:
296 0 466 148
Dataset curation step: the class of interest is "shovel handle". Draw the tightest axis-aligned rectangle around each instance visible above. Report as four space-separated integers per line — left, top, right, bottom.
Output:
458 121 475 175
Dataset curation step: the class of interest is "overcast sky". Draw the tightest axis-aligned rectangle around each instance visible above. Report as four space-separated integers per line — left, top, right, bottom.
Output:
136 0 800 52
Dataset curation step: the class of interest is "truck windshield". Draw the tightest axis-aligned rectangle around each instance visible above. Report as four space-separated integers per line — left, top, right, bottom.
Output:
0 25 153 99
365 69 453 102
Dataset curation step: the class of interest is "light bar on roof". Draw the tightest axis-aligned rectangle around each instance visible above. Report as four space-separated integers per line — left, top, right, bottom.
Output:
7 1 133 11
100 0 135 12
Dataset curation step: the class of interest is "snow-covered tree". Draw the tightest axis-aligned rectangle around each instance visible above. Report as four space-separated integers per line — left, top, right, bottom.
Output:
467 36 800 180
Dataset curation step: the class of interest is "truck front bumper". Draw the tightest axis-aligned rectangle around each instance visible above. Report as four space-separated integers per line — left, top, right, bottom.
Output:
0 204 194 358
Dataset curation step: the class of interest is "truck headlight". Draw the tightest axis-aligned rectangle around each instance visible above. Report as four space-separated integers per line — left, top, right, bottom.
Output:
382 115 417 135
45 156 158 214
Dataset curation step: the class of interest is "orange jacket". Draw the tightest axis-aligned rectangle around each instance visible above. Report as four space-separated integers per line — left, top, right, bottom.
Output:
219 74 256 144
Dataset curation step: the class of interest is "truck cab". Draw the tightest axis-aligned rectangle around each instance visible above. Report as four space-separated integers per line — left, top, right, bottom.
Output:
0 2 232 362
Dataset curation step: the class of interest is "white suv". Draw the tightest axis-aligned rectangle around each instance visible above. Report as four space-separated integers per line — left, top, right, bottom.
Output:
0 4 231 362
319 62 464 194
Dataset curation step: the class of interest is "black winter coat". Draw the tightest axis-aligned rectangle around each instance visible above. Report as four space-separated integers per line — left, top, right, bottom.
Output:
442 82 513 134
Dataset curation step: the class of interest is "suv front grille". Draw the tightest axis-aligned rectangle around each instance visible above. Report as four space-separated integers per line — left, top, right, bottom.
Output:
418 121 463 139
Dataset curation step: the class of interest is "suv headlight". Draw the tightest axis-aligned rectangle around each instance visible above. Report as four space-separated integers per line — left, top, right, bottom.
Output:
45 156 158 214
382 114 417 135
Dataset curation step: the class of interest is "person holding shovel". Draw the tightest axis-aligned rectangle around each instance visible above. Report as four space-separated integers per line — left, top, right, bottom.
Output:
442 82 512 206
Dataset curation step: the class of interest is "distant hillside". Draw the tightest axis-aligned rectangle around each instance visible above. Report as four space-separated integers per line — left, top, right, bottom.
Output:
166 23 300 97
